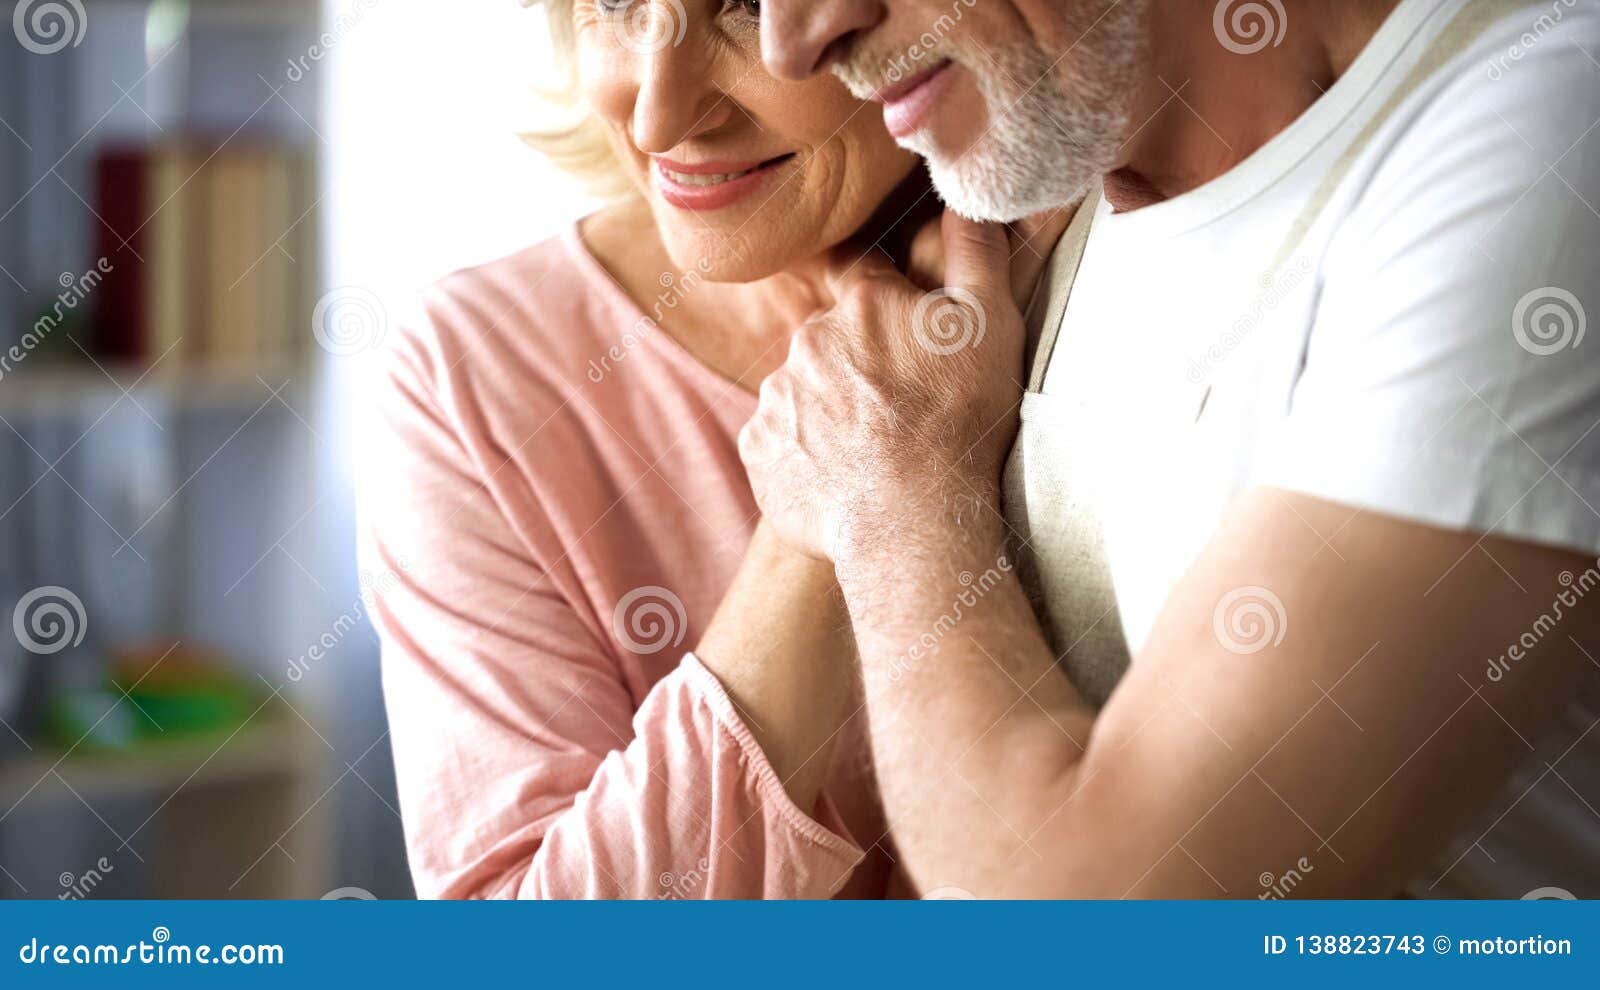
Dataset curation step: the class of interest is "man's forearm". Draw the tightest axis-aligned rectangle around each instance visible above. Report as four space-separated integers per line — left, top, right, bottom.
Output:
835 504 1095 894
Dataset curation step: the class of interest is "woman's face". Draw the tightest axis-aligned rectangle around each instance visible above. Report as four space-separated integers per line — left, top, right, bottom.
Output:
575 0 919 281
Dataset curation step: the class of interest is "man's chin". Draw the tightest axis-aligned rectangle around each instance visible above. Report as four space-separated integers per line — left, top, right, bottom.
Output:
906 139 1025 223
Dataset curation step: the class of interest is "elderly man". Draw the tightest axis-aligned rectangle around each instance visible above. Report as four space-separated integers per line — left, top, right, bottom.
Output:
710 0 1600 896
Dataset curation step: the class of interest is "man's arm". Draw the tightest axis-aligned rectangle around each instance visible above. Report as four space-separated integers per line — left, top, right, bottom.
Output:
739 211 1596 897
835 485 1593 896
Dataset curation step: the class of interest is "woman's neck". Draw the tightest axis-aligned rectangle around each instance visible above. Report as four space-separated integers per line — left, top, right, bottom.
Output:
582 189 935 392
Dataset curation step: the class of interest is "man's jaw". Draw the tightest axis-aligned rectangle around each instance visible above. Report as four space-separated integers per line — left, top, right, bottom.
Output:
836 30 1142 223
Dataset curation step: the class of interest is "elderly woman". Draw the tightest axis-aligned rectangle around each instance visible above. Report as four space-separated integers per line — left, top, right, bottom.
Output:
359 0 940 899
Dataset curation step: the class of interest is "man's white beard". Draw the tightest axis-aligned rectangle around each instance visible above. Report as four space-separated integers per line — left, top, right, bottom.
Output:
930 38 1139 221
836 5 1146 223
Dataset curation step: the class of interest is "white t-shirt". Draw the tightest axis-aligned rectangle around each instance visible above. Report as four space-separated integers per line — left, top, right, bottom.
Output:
1035 0 1600 897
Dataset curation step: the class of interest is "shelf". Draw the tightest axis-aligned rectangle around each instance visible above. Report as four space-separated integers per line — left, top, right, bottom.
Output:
0 705 323 812
0 361 315 418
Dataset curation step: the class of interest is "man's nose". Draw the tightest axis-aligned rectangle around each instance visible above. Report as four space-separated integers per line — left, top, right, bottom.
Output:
760 0 884 80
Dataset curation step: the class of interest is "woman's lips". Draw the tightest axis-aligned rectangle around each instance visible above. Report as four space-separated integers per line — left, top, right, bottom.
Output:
876 60 957 139
652 154 794 211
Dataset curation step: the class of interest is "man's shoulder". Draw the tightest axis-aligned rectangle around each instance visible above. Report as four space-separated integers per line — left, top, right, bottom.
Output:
1386 0 1599 154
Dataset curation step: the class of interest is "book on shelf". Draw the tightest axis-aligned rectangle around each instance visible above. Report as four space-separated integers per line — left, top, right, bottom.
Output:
92 142 317 371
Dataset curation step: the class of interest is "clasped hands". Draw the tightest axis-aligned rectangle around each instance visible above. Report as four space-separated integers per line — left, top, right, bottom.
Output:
737 212 1029 579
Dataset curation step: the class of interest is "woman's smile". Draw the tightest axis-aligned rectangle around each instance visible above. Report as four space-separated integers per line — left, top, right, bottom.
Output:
650 153 797 211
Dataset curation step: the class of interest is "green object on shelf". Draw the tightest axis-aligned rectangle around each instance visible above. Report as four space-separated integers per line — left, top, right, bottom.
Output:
125 683 254 737
44 691 140 751
43 666 259 751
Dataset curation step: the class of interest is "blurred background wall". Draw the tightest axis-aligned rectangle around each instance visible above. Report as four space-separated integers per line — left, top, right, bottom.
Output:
0 0 596 900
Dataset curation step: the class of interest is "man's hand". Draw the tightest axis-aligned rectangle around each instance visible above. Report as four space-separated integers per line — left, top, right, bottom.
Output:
738 212 1026 563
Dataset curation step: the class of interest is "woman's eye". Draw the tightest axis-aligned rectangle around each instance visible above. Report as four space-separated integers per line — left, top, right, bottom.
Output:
724 0 760 20
595 0 633 14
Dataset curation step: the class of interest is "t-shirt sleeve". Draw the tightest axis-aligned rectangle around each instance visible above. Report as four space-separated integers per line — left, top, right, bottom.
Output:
1253 27 1600 556
356 301 864 900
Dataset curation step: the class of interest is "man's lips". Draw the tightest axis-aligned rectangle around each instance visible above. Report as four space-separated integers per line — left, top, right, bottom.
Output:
872 60 957 139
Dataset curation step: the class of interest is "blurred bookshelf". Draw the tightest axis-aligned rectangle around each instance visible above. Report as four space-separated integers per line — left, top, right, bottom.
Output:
0 700 327 898
2 0 322 404
0 361 312 418
0 0 342 899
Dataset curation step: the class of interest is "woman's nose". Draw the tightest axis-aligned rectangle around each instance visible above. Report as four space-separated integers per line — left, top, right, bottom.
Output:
631 35 733 154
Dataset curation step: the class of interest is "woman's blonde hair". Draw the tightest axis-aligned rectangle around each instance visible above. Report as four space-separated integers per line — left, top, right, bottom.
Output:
522 0 639 201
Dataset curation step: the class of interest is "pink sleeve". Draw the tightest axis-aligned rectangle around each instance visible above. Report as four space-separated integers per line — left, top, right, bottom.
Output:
358 324 864 900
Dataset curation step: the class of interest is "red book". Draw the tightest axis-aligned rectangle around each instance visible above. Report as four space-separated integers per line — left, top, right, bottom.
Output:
92 147 150 363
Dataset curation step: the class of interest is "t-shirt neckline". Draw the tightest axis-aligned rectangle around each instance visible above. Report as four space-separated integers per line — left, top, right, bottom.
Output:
1097 0 1450 239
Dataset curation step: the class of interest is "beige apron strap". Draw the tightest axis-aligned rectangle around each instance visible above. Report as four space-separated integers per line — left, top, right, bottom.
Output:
1024 186 1102 393
1268 0 1514 270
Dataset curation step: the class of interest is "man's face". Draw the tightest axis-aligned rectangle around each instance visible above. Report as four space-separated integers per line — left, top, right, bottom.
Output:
763 0 1150 221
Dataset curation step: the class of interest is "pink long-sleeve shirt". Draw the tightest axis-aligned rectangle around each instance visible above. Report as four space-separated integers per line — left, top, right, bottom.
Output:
358 226 895 899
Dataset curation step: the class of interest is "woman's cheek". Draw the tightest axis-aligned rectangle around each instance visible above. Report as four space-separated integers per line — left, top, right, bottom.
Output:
575 36 635 126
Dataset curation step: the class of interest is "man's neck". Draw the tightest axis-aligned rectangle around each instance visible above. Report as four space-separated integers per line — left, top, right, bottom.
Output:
1106 0 1403 212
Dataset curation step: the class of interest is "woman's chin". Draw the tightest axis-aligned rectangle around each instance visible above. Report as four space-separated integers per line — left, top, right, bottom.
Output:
660 234 802 286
